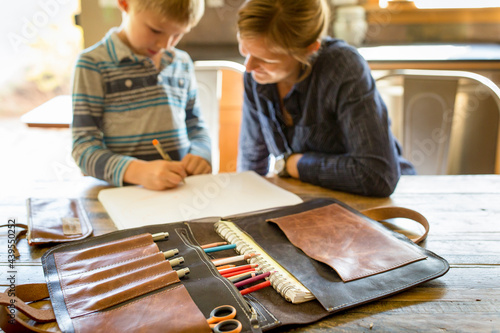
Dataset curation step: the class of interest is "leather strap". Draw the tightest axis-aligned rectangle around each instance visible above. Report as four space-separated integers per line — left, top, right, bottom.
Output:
0 283 57 333
361 206 430 244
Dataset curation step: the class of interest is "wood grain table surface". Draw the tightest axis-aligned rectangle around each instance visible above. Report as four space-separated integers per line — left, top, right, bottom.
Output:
0 119 499 332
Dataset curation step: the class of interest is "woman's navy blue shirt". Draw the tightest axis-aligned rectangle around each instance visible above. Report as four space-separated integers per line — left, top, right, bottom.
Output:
237 37 415 197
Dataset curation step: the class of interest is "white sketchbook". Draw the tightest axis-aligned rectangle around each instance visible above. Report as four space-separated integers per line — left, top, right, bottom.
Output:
98 171 303 229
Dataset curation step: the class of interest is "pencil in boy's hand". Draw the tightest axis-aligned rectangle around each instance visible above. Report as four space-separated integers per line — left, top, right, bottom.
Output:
152 139 172 161
152 139 185 184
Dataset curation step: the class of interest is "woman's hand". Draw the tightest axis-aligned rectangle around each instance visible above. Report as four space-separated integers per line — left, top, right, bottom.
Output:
286 153 303 179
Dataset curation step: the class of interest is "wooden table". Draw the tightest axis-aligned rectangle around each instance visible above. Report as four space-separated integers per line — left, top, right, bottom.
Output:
1 174 499 332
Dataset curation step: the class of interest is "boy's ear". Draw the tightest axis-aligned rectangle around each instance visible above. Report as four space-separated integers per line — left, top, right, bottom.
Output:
306 40 321 56
117 0 129 12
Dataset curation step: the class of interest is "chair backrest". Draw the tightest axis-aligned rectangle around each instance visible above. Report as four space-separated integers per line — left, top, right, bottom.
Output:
194 60 245 174
376 69 500 175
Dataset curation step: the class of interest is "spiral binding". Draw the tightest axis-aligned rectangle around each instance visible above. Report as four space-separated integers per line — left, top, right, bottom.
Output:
215 221 315 304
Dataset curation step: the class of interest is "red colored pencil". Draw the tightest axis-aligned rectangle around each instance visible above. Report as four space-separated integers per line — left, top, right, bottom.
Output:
221 268 256 278
218 264 258 275
240 280 272 295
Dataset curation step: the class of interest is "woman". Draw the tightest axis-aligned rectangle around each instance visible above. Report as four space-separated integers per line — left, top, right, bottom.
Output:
236 0 415 197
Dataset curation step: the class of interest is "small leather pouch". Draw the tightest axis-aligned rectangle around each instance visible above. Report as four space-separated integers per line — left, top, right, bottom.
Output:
26 198 93 245
267 203 426 281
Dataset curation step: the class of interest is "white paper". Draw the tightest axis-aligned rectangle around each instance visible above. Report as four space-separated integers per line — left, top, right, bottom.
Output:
98 171 303 229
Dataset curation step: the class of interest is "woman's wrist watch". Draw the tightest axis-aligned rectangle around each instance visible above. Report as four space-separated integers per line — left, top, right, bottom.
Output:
274 153 291 177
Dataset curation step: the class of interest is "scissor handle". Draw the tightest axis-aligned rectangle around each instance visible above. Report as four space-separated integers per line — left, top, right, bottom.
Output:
212 319 242 333
207 305 237 324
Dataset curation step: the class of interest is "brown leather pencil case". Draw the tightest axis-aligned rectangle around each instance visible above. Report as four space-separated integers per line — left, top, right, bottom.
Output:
0 198 448 333
26 198 93 245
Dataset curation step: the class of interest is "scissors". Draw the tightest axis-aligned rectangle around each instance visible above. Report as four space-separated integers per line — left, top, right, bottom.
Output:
206 305 242 333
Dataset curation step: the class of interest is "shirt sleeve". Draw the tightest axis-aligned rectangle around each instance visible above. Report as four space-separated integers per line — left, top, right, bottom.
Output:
297 48 401 197
237 73 271 175
71 54 135 187
185 61 212 164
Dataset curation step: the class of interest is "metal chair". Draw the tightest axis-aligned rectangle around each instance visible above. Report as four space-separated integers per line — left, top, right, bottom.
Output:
375 69 500 175
194 60 245 173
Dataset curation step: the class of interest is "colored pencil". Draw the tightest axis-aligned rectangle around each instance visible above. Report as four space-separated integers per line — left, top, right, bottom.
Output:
240 280 272 295
152 139 185 184
221 268 256 278
216 265 236 270
201 241 228 249
228 271 260 283
211 253 259 266
152 139 172 161
218 264 258 275
234 271 272 288
203 244 237 253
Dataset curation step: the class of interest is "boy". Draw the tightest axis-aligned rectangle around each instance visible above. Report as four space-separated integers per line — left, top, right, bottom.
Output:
71 0 211 190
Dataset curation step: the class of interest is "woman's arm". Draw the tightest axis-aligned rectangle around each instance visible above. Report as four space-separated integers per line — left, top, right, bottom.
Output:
295 48 401 197
237 73 271 175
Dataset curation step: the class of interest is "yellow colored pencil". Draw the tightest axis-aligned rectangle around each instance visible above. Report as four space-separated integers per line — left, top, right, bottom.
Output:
152 139 172 161
152 139 185 184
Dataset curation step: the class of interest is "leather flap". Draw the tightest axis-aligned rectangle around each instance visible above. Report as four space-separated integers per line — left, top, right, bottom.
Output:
267 203 426 282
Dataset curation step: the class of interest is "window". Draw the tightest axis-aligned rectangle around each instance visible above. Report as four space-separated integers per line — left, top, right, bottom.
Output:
0 1 82 117
379 0 500 9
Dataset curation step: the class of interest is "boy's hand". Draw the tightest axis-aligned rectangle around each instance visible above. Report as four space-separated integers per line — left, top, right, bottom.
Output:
124 159 187 191
181 154 212 175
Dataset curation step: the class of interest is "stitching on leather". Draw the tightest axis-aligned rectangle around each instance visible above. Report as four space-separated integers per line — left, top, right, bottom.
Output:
57 236 153 266
44 246 70 333
340 255 427 281
244 294 279 329
177 226 253 323
73 285 185 324
59 252 160 279
65 271 178 316
62 260 168 291
325 264 449 311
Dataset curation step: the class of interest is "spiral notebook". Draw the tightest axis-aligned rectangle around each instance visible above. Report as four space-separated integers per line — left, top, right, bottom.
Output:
214 220 315 304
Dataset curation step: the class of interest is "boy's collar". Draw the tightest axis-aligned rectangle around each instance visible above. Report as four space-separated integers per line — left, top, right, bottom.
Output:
105 28 175 65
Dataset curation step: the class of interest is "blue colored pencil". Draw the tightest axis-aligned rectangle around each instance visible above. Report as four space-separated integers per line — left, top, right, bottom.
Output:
203 243 237 253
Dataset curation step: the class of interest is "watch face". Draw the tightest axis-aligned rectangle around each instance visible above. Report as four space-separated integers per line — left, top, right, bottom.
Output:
274 157 285 174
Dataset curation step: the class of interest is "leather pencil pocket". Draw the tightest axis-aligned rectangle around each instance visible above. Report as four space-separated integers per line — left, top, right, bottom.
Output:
54 233 161 274
72 284 211 333
267 203 427 282
53 234 180 318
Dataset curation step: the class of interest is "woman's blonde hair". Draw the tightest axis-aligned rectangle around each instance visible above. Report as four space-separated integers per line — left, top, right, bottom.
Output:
238 0 330 81
128 0 205 27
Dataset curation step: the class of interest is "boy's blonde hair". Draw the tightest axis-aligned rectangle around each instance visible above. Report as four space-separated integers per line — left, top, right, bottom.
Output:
238 0 330 81
128 0 205 27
